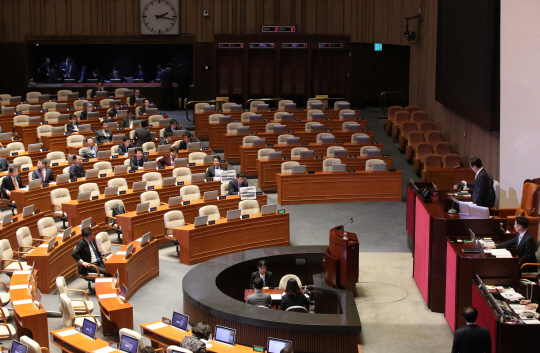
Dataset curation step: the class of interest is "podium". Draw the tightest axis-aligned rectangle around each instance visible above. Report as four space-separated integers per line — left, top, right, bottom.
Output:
325 226 359 295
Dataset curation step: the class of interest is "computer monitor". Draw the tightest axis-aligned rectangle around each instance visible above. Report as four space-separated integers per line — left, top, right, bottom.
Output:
226 209 241 220
10 340 28 353
330 164 346 172
81 217 92 229
168 196 183 207
33 288 42 309
310 103 323 109
132 181 148 192
355 136 370 144
47 238 56 253
77 191 92 202
62 226 73 242
2 213 12 227
87 112 99 119
157 144 170 153
119 333 139 353
191 173 205 183
261 204 277 215
286 137 300 145
119 283 128 302
140 232 151 246
299 150 315 159
135 202 150 214
346 123 361 131
22 205 34 219
252 138 266 146
194 215 208 227
97 151 111 159
174 157 188 167
114 165 128 174
291 165 306 174
333 149 348 158
187 142 201 150
267 338 292 353
371 163 387 171
366 149 381 157
162 177 176 187
215 325 236 346
249 115 262 122
143 161 157 170
321 136 335 144
104 186 118 197
268 152 282 160
203 190 218 201
27 179 42 190
171 311 189 332
27 143 42 153
81 318 98 340
469 229 476 243
341 112 355 120
272 125 286 133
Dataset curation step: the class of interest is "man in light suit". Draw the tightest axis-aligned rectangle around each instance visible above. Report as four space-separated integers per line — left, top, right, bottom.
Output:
31 159 54 184
1 166 25 199
228 172 248 196
95 121 112 143
455 157 491 207
205 156 226 178
80 137 98 159
246 277 272 307
451 306 491 353
71 228 112 277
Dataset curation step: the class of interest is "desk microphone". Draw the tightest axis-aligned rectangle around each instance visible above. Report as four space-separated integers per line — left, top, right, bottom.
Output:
340 218 353 231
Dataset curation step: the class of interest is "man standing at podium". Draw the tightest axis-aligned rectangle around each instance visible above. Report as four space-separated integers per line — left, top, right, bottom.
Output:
451 306 491 353
249 260 274 288
455 157 491 207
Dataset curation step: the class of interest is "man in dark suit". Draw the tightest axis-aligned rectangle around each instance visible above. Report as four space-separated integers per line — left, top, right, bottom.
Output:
228 172 248 196
130 148 148 169
128 89 144 105
246 277 272 307
159 132 173 146
134 65 146 82
69 154 85 179
59 57 70 77
160 63 173 110
484 216 537 270
95 121 112 143
138 99 151 115
177 131 192 150
38 57 51 83
164 120 180 135
66 114 80 132
31 159 54 184
107 102 122 118
118 137 134 155
249 259 274 288
134 120 152 148
1 166 25 199
160 146 178 167
71 227 112 277
78 65 89 83
456 157 491 207
79 103 96 120
80 137 98 159
205 156 226 178
90 81 105 98
451 306 491 353
0 155 9 172
121 109 138 128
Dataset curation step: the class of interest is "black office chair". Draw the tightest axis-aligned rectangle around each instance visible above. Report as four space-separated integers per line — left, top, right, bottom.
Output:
76 262 100 293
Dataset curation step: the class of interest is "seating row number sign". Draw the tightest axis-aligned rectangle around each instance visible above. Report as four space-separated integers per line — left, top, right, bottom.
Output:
262 26 295 32
219 43 243 48
319 43 343 48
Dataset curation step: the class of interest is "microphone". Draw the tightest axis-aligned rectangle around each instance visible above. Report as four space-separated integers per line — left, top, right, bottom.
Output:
340 218 353 231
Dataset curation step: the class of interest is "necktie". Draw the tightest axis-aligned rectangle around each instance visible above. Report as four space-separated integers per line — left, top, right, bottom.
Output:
13 178 18 190
138 159 141 166
518 235 523 246
90 242 101 264
42 169 45 180
91 148 95 157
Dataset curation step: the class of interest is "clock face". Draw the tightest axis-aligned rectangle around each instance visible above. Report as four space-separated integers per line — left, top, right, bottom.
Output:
141 0 179 35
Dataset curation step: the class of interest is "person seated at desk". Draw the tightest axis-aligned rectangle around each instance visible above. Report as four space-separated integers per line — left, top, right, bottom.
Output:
121 109 138 128
90 81 104 98
453 157 493 207
484 216 537 270
118 136 134 155
164 119 181 135
281 349 294 353
160 146 178 167
228 172 248 196
1 166 25 199
69 154 85 179
31 158 54 184
159 132 173 146
80 137 98 159
66 114 80 132
520 273 540 315
0 154 9 172
177 131 192 150
180 322 211 353
139 99 151 115
107 102 122 119
109 70 126 83
451 306 491 353
205 155 226 179
71 227 112 277
280 278 310 311
129 89 144 105
246 277 272 307
80 103 96 120
95 121 113 143
134 120 152 148
249 259 274 288
130 148 148 170
134 65 146 82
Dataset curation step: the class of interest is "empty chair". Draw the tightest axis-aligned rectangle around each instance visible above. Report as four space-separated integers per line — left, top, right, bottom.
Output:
148 115 161 125
50 188 71 223
257 148 275 160
73 100 89 109
20 336 50 353
360 146 379 156
0 239 32 274
79 183 100 198
164 211 185 249
397 121 419 151
104 199 125 238
188 152 206 164
44 111 60 122
47 151 66 164
26 92 41 102
56 276 94 313
265 123 281 132
327 146 345 157
339 109 355 120
142 141 156 153
208 113 225 123
180 185 201 201
278 100 294 110
413 143 434 175
114 88 129 97
57 89 72 100
240 112 256 122
221 102 237 112
93 161 113 174
366 159 385 171
434 141 452 156
316 133 333 143
220 182 229 196
173 167 192 182
0 94 10 101
405 131 426 162
351 132 369 143
418 120 435 132
281 161 300 173
411 110 428 125
15 227 44 258
405 105 420 114
14 115 30 126
306 99 322 109
227 122 244 134
342 121 359 130
141 191 161 208
279 274 302 289
307 109 323 121
100 99 112 107
322 158 342 171
425 130 443 144
277 134 294 145
199 205 220 221
242 135 258 146
37 125 52 138
95 232 119 261
423 154 442 172
239 200 260 215
273 112 288 121
108 178 128 192
42 102 56 111
59 293 101 329
249 100 265 111
291 147 308 158
6 142 24 153
194 103 210 112
443 154 462 169
142 172 163 187
13 156 32 169
305 122 323 131
391 111 411 140
334 100 349 109
16 104 30 113
37 217 59 238
111 145 119 156
286 306 308 313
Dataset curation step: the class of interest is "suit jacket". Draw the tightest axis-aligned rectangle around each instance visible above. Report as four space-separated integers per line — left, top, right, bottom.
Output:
78 70 88 83
160 155 175 167
80 110 95 120
466 169 491 207
164 125 180 135
118 143 134 155
130 156 148 169
280 293 310 311
134 71 146 81
66 122 80 132
249 271 274 288
71 239 104 276
228 179 248 195
496 231 537 265
121 116 139 128
69 163 85 179
31 168 54 184
90 87 105 98
108 108 119 117
0 157 9 172
160 69 173 88
134 127 151 147
246 291 272 307
129 95 144 105
1 175 25 198
178 140 188 150
95 129 112 143
451 324 491 353
139 106 150 115
205 165 226 178
159 139 172 146
80 146 98 159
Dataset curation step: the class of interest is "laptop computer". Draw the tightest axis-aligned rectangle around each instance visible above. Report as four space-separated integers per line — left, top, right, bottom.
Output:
51 126 64 134
171 311 189 331
311 124 325 132
145 108 158 115
310 103 323 110
132 181 147 192
104 186 118 197
330 164 347 172
114 165 128 174
135 202 150 214
119 333 139 353
226 209 241 220
257 104 269 111
112 134 126 143
187 142 201 150
333 149 348 157
219 116 232 123
143 161 157 170
10 340 29 353
57 114 70 122
81 217 92 229
342 112 355 121
33 288 42 309
469 204 490 219
230 104 242 111
321 136 335 144
85 169 99 179
355 136 370 143
2 107 14 114
236 126 250 134
27 179 42 190
168 196 183 207
346 124 361 131
28 116 42 124
157 144 171 153
203 190 218 201
252 138 266 146
272 125 286 133
173 157 188 167
366 149 382 158
159 119 171 126
62 226 73 242
29 105 42 113
268 152 282 160
267 338 292 353
27 143 42 153
371 163 387 171
10 96 22 104
287 137 301 145
291 165 306 174
194 215 208 227
77 191 92 202
78 124 91 132
261 204 277 215
248 114 262 122
81 318 98 340
0 133 12 142
0 147 10 156
162 177 176 187
172 129 185 137
47 238 56 252
87 112 99 119
22 205 35 219
280 114 294 121
214 325 236 346
140 231 151 246
124 244 134 261
191 173 205 183
97 151 111 159
116 111 127 119
127 148 137 157
108 122 118 129
203 105 215 112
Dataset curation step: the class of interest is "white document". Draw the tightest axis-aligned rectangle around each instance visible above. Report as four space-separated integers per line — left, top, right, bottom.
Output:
38 244 49 248
501 292 524 300
115 251 126 256
270 294 282 300
98 293 118 299
221 170 237 183
510 304 526 313
93 347 117 353
146 322 168 330
523 320 540 324
13 299 33 305
57 329 79 337
240 186 257 200
13 270 31 275
95 278 113 283
9 284 29 290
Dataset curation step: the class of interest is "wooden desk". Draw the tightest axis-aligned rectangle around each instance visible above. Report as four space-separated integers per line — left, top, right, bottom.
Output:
276 170 402 205
422 168 476 190
224 129 374 162
116 193 267 245
95 277 134 335
105 238 159 300
174 212 289 265
51 328 114 353
257 155 393 190
239 141 384 175
26 227 83 294
4 150 49 164
0 213 40 255
10 270 49 349
445 238 519 332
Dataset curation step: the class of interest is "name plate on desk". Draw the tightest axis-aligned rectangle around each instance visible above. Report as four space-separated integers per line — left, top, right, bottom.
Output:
383 155 389 158
207 178 213 182
129 170 136 173
13 137 20 140
82 159 89 162
70 178 77 182
90 222 97 227
92 130 98 132
302 142 308 146
41 148 47 151
251 131 258 135
202 147 209 150
43 183 49 187
119 190 126 195
188 163 196 166
372 141 378 144
68 107 75 110
325 129 332 132
97 142 103 145
316 156 323 159
122 104 128 107
263 119 270 123
349 155 357 158
150 207 157 212
256 191 263 195
242 215 250 219
15 111 22 114
267 143 274 147
12 217 18 222
220 160 226 163
183 201 190 205
91 196 99 200
337 142 344 145
308 171 315 174
119 127 126 130
147 125 153 128
288 130 295 133
389 169 396 172
208 220 216 225
284 157 291 160
348 170 355 173
42 121 48 124
148 186 155 190
71 231 76 237
52 163 59 166
158 166 165 170
65 132 72 135
11 152 18 156
112 155 118 158
100 174 107 178
96 106 102 109
326 118 332 121
278 209 286 214
143 152 149 155
42 109 48 113
22 167 29 171
219 196 226 200
176 182 184 186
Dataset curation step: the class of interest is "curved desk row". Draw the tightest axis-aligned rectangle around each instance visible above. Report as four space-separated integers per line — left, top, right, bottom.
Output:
0 212 40 255
95 277 134 336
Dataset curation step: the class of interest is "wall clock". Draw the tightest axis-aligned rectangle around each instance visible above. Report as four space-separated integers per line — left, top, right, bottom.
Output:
141 0 180 35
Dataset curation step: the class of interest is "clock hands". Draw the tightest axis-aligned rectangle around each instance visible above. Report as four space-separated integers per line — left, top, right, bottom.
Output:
155 12 175 20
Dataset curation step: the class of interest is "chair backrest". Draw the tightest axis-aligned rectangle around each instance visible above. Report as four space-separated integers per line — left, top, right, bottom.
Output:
108 178 128 192
258 148 275 160
327 146 345 157
278 100 294 110
400 122 418 137
142 141 157 153
14 115 30 125
0 94 11 101
334 100 349 109
316 133 333 143
411 111 428 124
148 115 162 125
57 90 72 100
95 232 112 252
281 161 300 173
434 142 452 156
227 122 244 134
111 145 119 156
65 134 84 147
307 109 323 121
278 274 302 289
339 109 355 120
387 106 404 122
55 276 69 296
141 190 161 208
360 146 378 156
93 161 113 174
350 133 368 143
291 147 308 158
365 159 384 171
407 131 425 146
199 205 220 221
322 158 342 172
37 125 53 138
188 152 206 164
119 328 144 353
419 121 435 132
424 154 442 169
104 199 125 217
143 172 163 186
265 123 280 132
416 143 433 159
305 122 322 131
208 113 225 123
443 154 461 169
519 179 540 216
222 102 237 112
6 142 25 153
249 100 265 111
221 181 230 196
173 167 192 182
164 211 186 232
73 100 89 109
42 102 57 111
242 135 257 146
16 104 31 113
16 227 33 248
307 100 322 109
100 99 111 107
239 200 260 215
44 111 60 121
47 151 66 164
277 134 294 145
26 91 41 102
180 185 201 201
13 156 33 169
394 111 411 126
0 239 13 264
59 293 76 328
425 130 443 144
194 103 210 113
241 112 255 122
286 306 308 313
20 336 42 353
79 183 100 197
115 88 129 97
51 188 71 213
405 105 420 114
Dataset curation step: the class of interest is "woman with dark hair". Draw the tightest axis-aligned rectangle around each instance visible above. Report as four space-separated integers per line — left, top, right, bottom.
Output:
280 278 310 311
180 322 211 353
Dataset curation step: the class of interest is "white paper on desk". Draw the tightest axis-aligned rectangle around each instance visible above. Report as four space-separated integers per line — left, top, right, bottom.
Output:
93 347 117 353
115 251 126 256
95 278 113 283
13 299 33 305
501 292 524 300
146 322 168 330
98 293 118 299
270 294 282 300
13 270 31 275
135 237 142 242
57 329 79 337
38 244 49 248
9 284 28 290
495 255 513 258
205 344 213 349
26 248 34 254
523 319 540 324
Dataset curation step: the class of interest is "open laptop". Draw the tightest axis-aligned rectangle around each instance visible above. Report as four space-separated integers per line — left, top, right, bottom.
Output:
87 112 99 119
171 311 189 331
78 124 91 132
143 161 157 170
159 119 171 126
77 191 92 202
140 231 151 246
132 181 147 192
342 113 356 120
157 144 170 153
57 114 71 122
62 226 73 242
463 229 480 253
0 147 10 156
114 165 128 174
27 179 42 190
127 148 137 157
261 204 277 215
291 165 306 174
81 217 92 229
469 204 490 219
119 333 139 353
330 164 347 172
112 134 125 143
145 108 158 115
226 209 241 220
81 318 98 340
168 196 183 207
162 177 176 187
97 150 111 159
214 325 236 346
272 125 286 133
51 126 64 134
85 169 99 179
252 138 266 146
203 190 218 201
194 215 208 227
27 143 42 153
22 205 34 218
333 149 348 157
366 149 382 157
124 242 134 260
104 186 118 197
287 137 301 145
268 152 283 160
203 155 214 164
267 338 292 353
173 157 188 167
371 163 387 171
118 283 128 303
10 340 29 353
28 116 42 124
346 124 361 131
47 238 56 252
321 136 335 144
187 142 201 150
191 173 205 183
95 91 107 98
135 202 150 214
355 136 370 144
56 174 70 184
